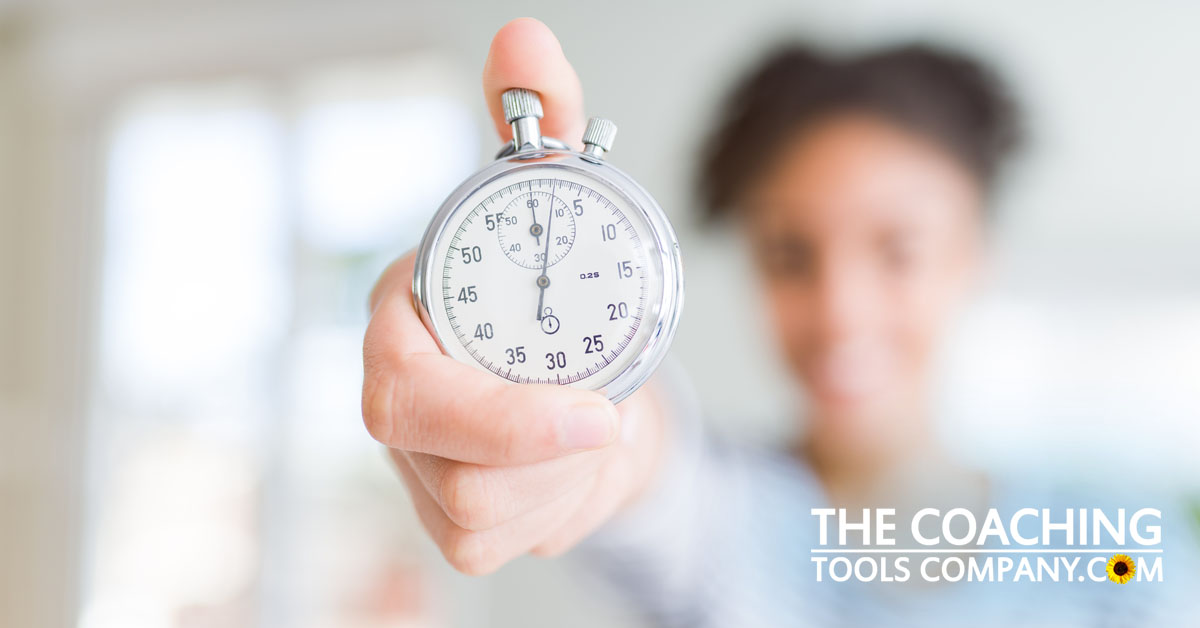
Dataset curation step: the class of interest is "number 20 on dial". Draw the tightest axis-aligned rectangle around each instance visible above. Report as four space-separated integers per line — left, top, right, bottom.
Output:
413 88 683 403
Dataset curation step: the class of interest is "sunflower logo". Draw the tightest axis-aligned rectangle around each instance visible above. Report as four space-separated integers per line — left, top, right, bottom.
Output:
1107 554 1136 584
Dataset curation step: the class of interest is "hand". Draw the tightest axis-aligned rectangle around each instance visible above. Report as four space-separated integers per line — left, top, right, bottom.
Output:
362 18 670 576
535 182 555 321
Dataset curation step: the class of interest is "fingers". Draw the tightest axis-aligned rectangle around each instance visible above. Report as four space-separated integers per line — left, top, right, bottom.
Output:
363 352 619 464
368 251 419 317
403 447 613 531
532 388 664 556
393 449 599 576
483 17 586 149
362 252 621 465
530 458 632 557
380 376 670 575
365 253 438 356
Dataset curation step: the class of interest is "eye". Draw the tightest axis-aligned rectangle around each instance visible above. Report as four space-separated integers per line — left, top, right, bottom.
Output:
755 235 813 279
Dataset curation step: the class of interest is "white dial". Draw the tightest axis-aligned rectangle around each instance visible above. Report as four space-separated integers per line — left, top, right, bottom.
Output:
415 90 682 402
433 171 660 389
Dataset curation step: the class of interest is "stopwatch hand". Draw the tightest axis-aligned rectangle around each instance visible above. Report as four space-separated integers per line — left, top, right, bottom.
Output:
530 205 540 246
541 191 555 273
536 281 546 320
534 188 556 321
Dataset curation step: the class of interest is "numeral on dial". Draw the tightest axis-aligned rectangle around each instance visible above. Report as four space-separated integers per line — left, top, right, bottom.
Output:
545 351 567 370
485 213 517 231
461 246 483 264
583 334 605 354
440 176 653 388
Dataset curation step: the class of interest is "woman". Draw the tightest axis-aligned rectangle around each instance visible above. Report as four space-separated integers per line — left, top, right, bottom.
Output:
362 18 1187 626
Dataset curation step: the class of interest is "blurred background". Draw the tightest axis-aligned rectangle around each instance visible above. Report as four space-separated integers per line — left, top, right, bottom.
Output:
1 0 1197 626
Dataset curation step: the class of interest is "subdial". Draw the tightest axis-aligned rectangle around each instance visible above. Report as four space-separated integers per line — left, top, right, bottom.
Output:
496 190 576 269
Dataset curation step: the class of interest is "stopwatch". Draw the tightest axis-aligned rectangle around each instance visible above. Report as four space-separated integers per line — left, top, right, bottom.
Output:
413 88 683 403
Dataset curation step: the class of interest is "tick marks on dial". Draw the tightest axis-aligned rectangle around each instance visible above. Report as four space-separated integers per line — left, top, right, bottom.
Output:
496 190 575 269
534 183 556 320
441 177 649 386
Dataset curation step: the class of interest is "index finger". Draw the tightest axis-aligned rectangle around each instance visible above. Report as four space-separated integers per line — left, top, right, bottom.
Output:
362 254 620 464
366 251 438 356
483 18 586 149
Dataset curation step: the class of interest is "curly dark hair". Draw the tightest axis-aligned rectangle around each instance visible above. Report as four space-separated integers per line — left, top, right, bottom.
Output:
697 43 1022 221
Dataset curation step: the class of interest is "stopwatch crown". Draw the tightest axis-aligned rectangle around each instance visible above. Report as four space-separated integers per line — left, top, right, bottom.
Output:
582 118 618 157
502 88 544 123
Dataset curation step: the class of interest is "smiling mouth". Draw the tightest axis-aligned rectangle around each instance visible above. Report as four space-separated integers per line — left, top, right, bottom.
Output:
804 343 894 404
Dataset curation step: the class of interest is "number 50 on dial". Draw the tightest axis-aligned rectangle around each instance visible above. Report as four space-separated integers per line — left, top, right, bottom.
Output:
413 89 683 403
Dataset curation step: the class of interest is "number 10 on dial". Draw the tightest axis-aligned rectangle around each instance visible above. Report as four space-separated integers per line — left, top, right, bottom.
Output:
413 89 683 403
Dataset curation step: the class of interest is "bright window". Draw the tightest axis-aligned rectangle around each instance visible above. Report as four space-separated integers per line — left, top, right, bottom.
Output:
83 56 478 628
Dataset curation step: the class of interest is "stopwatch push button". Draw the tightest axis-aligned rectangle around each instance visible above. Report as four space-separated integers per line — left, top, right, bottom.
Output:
502 88 545 152
582 118 618 159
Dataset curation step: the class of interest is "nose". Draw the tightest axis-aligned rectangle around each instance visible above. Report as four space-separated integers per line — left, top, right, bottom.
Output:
810 255 879 344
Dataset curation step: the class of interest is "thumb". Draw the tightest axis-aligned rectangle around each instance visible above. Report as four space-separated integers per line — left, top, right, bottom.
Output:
482 17 586 150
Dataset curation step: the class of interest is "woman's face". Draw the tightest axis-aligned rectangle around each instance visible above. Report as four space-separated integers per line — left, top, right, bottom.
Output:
743 113 983 450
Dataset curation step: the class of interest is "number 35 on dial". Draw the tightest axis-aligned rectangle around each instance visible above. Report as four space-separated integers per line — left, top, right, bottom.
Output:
413 90 683 403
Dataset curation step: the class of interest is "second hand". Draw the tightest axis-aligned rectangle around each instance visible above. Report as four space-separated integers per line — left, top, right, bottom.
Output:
535 184 556 321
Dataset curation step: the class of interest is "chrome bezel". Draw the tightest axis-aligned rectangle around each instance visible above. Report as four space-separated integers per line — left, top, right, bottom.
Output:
412 148 683 404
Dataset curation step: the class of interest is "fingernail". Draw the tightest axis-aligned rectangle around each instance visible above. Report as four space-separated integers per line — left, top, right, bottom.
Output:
561 403 618 450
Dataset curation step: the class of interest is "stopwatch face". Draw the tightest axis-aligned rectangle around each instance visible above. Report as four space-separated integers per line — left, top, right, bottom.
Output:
415 155 681 402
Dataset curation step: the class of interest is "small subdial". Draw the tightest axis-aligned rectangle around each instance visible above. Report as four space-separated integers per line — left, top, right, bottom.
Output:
495 190 576 269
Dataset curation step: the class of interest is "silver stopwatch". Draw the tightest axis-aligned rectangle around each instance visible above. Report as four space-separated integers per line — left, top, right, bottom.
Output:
413 88 684 403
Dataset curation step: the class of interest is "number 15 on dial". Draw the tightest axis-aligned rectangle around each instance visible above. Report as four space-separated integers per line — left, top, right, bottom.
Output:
413 89 683 403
